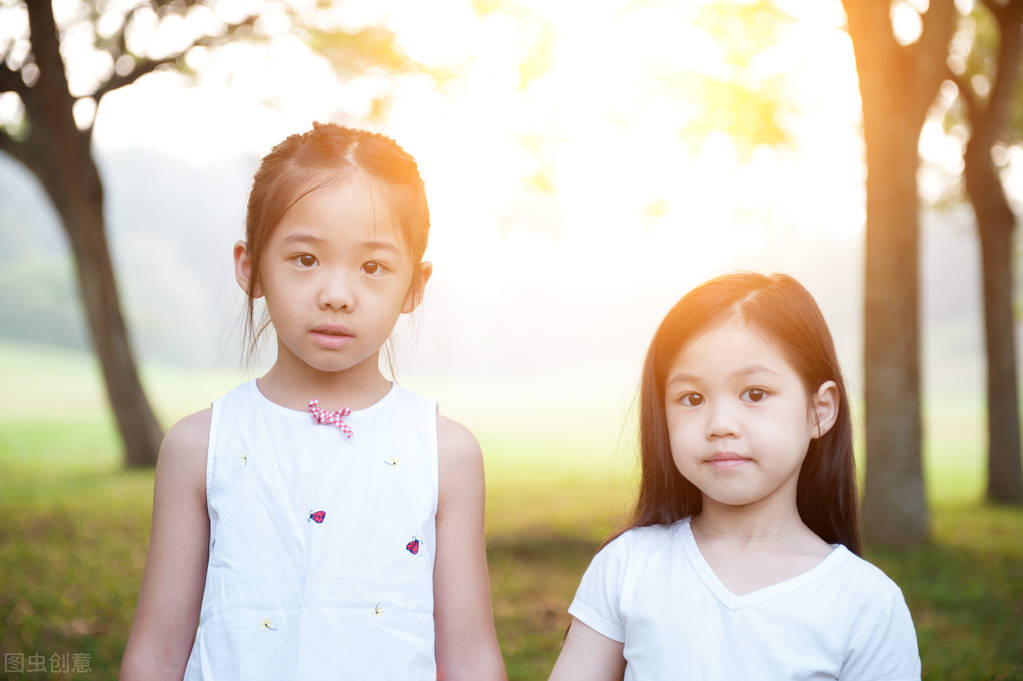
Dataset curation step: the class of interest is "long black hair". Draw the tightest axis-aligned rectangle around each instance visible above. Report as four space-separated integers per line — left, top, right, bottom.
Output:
615 272 862 555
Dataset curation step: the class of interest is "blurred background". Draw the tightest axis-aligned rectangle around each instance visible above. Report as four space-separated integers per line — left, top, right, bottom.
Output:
1 0 1021 678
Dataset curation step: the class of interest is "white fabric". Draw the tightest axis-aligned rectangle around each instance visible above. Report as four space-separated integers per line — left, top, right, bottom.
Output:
568 518 921 681
184 380 439 681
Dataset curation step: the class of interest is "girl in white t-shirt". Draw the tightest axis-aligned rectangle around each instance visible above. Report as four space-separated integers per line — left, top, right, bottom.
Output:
550 272 921 681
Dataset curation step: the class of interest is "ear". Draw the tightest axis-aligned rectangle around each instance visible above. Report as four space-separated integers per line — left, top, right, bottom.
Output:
402 261 433 313
234 240 263 298
809 380 840 439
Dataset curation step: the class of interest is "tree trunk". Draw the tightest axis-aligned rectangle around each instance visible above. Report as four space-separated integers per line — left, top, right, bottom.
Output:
842 0 956 546
43 159 164 468
21 0 162 467
960 0 1023 505
965 136 1023 503
860 124 929 544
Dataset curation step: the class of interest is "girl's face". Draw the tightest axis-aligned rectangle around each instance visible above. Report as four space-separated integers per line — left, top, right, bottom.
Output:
238 173 430 377
663 315 835 513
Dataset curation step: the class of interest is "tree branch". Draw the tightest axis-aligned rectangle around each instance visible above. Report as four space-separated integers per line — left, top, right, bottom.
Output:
978 0 1010 24
0 61 27 97
95 4 149 63
982 0 1023 133
949 69 984 129
0 124 31 168
840 0 903 102
841 0 899 58
91 13 259 103
912 0 958 110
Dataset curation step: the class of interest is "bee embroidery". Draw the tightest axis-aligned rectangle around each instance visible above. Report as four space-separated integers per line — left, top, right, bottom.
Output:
261 618 276 630
373 602 383 617
406 537 420 555
384 457 398 467
308 510 326 524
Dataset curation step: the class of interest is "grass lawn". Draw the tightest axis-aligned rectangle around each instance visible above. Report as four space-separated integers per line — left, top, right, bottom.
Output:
1 342 1021 680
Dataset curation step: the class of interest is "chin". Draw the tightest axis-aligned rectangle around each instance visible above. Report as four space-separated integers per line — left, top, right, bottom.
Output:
309 360 362 374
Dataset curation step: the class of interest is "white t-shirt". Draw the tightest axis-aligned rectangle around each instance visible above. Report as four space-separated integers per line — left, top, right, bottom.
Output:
568 518 921 681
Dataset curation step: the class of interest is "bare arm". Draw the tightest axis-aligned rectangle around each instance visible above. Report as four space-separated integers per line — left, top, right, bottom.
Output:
549 619 626 681
119 409 212 681
433 415 507 681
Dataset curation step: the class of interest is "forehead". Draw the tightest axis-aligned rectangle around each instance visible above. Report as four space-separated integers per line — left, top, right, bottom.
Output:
669 316 792 375
271 171 405 247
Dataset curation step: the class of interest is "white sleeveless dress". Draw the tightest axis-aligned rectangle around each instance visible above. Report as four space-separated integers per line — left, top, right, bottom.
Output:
183 379 438 680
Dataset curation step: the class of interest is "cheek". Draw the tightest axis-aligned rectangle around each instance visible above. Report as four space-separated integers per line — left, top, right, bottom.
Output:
666 418 699 467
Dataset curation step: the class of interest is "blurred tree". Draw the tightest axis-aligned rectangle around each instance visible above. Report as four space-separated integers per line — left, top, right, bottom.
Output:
0 1 412 467
841 0 958 545
681 0 795 154
946 0 1023 504
473 0 799 230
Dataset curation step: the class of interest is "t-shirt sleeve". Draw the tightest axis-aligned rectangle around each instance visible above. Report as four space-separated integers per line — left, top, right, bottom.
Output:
840 589 921 681
566 535 629 643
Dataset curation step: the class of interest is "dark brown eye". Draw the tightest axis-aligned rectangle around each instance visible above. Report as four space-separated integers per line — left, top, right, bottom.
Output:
742 388 767 402
362 261 384 275
681 392 704 407
297 254 317 267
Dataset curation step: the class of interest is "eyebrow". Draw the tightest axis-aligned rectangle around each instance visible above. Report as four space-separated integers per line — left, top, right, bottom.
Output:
280 234 401 254
281 233 325 245
362 240 402 254
666 364 780 386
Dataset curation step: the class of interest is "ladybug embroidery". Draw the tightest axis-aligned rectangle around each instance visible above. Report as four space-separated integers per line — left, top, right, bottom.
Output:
308 510 326 524
406 537 420 555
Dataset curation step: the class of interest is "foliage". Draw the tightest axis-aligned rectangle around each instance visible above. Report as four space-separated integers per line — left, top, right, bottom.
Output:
682 0 795 152
473 0 798 161
0 0 427 467
946 2 1023 144
0 0 419 143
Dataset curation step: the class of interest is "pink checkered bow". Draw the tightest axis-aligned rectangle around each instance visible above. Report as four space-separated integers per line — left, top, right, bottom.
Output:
307 399 353 438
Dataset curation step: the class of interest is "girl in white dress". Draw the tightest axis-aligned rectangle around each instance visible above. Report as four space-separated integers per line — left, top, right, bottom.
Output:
120 123 506 681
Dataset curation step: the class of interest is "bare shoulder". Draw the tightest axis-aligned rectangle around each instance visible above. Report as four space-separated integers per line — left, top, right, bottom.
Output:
157 408 212 495
162 408 211 460
435 414 484 508
436 413 483 465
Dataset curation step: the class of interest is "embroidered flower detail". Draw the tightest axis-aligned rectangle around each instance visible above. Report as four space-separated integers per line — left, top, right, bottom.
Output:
261 618 276 630
373 602 383 617
384 457 398 467
241 452 248 465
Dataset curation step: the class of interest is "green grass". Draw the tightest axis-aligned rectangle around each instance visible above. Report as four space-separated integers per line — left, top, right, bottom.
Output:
1 341 1021 680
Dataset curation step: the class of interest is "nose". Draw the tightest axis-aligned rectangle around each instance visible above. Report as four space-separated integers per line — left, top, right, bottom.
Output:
706 398 740 440
318 268 356 312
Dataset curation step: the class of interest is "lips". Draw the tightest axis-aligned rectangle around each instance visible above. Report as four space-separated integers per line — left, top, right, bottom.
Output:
706 452 752 468
310 323 353 349
312 323 353 336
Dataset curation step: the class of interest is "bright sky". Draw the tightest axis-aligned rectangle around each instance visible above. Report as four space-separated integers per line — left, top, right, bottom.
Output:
62 0 876 294
4 0 1015 402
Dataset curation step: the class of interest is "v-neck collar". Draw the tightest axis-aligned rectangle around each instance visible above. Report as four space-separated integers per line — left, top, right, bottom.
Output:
677 517 849 610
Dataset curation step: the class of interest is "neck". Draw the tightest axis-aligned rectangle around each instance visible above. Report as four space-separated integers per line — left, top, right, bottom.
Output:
258 344 391 411
693 496 807 542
